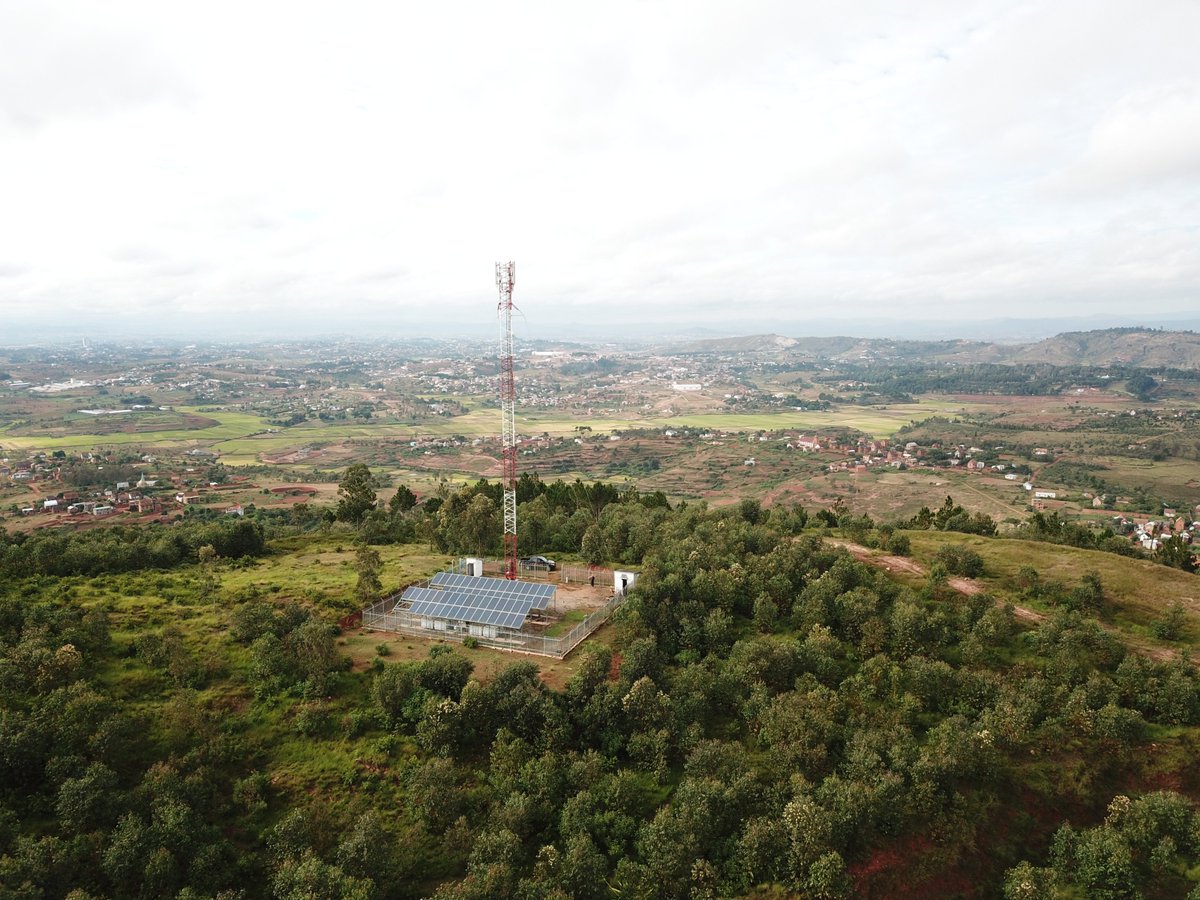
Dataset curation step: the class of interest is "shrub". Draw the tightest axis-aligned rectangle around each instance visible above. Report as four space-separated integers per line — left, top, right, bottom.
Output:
1151 602 1187 641
291 702 332 737
934 545 985 578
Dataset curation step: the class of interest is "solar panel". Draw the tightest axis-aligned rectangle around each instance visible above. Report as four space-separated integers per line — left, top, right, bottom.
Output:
395 573 555 631
430 572 555 603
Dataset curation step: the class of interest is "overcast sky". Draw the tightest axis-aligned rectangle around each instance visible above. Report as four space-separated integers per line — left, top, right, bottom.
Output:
1 1 1198 340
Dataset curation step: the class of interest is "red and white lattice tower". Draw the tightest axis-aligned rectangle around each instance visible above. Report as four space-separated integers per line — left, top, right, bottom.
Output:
496 261 519 580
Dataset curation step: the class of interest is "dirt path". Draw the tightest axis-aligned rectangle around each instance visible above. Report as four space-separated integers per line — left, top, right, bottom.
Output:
826 538 1184 660
829 539 1043 628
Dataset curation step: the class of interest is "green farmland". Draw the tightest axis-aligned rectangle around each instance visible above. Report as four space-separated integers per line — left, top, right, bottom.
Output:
0 407 273 452
0 401 982 462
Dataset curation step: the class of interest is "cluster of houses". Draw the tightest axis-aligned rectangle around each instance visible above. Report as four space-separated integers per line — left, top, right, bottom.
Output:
1124 514 1200 552
4 451 259 523
810 437 1023 477
15 473 163 519
774 434 1053 487
0 459 54 484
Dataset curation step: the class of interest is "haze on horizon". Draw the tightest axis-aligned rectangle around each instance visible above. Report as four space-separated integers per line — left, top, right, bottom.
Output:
1 1 1198 342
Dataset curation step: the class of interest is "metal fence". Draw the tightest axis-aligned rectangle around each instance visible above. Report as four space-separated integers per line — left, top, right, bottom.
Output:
361 587 629 659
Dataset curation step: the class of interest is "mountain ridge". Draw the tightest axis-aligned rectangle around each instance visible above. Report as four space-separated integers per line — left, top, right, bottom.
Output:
669 327 1200 367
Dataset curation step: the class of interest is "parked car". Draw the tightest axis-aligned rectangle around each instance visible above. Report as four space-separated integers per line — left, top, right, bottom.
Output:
521 555 556 571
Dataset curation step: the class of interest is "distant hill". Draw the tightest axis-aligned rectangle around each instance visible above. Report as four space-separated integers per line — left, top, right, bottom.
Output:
670 333 800 354
670 333 1004 363
669 327 1200 368
1009 328 1200 367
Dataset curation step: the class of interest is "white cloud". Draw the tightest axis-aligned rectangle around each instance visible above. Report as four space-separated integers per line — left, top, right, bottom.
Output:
1055 85 1200 192
0 0 1197 338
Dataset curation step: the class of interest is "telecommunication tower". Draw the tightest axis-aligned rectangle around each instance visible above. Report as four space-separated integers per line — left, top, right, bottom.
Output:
496 261 519 580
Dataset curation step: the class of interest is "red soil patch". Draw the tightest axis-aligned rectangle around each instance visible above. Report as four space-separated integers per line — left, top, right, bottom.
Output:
608 652 623 681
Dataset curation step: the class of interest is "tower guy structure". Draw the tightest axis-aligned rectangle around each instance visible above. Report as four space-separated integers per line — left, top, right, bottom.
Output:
496 261 519 580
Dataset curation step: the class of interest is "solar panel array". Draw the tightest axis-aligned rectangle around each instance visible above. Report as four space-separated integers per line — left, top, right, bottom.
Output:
430 571 556 602
397 573 556 630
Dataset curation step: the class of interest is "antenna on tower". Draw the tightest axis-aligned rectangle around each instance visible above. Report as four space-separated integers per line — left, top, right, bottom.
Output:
496 261 519 580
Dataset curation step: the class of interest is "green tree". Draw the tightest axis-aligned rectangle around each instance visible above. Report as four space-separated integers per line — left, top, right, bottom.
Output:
419 645 473 698
1155 535 1196 573
336 464 379 524
459 494 500 556
354 544 383 604
287 618 340 687
389 484 417 514
1002 861 1055 899
1127 373 1157 401
933 544 984 578
272 851 373 900
752 594 779 633
581 525 606 566
196 544 220 602
55 762 118 833
1152 601 1188 641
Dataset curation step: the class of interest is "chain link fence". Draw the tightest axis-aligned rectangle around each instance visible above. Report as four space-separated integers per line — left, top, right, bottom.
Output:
361 588 628 659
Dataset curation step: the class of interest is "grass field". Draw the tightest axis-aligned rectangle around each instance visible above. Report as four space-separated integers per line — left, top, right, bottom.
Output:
646 400 982 435
1094 456 1200 508
218 534 456 611
0 407 273 451
905 531 1199 656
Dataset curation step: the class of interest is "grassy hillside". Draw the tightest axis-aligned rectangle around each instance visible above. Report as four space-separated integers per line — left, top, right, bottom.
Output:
903 530 1199 656
1011 328 1200 368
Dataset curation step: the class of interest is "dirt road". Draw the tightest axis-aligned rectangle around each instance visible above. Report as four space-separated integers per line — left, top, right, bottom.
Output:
825 538 1187 661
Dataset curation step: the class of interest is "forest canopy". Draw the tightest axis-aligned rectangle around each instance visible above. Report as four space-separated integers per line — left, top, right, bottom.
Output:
0 485 1198 897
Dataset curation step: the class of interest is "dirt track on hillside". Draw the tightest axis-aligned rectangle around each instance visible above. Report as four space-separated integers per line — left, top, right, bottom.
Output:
829 538 1014 604
826 538 1185 661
